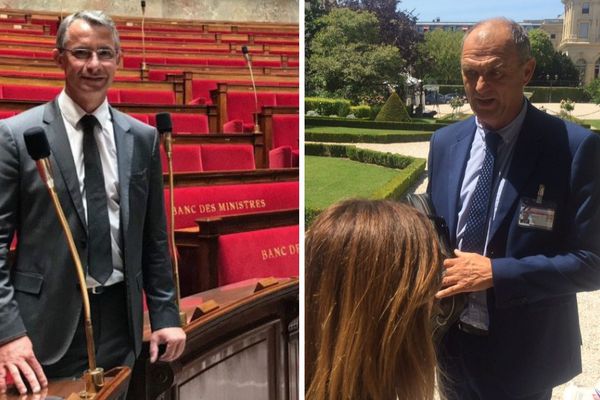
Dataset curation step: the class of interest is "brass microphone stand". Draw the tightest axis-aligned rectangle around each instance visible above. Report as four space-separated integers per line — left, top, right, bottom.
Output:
38 159 104 399
164 133 187 326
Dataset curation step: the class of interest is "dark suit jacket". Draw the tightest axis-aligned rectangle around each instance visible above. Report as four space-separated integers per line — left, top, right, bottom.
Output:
0 100 180 365
427 103 600 395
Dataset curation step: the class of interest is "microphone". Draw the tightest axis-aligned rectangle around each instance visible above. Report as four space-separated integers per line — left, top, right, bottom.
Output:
24 128 105 396
242 45 260 133
241 45 251 64
141 0 147 71
24 127 55 190
155 113 186 326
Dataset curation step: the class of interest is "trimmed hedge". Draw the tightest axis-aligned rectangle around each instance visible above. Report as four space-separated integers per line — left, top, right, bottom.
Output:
305 97 351 117
349 105 371 118
305 116 449 131
305 143 427 226
430 85 590 103
305 130 432 143
528 87 590 103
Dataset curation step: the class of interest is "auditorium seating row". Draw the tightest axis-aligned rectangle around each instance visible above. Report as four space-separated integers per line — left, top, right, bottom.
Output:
0 9 299 36
1 8 300 296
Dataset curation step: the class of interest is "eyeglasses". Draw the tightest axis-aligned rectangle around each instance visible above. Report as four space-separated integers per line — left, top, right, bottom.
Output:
60 47 118 61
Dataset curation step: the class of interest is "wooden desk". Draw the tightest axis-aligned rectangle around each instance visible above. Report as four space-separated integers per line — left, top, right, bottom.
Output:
2 367 130 400
129 278 299 400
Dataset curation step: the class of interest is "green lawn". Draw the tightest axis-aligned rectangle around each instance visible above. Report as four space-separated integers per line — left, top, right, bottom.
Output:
582 119 600 129
305 126 427 135
305 156 404 210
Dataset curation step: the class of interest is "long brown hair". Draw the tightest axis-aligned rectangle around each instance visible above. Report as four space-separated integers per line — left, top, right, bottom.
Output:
305 199 443 400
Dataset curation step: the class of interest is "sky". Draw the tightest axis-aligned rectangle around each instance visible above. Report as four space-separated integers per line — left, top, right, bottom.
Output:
398 0 565 22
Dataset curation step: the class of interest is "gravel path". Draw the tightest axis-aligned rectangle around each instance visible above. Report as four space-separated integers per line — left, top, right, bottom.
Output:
326 138 599 399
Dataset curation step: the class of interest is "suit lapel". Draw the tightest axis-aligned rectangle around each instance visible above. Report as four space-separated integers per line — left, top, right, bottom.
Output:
489 105 543 241
43 100 87 231
111 107 133 242
447 119 476 241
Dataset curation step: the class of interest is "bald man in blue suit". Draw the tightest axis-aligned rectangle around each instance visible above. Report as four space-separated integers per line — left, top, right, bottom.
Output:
428 18 600 400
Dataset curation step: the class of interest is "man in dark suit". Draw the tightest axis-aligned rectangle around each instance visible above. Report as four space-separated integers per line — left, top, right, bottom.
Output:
428 18 600 400
0 11 186 395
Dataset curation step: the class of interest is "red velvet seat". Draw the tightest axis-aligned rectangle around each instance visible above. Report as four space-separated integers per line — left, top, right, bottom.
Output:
218 224 299 285
191 79 249 105
128 113 150 124
161 145 203 174
199 144 255 171
226 91 277 132
276 92 299 106
166 181 299 229
172 113 209 134
268 114 299 168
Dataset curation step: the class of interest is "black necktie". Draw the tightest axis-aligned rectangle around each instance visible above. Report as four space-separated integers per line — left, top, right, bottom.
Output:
80 114 113 284
461 132 500 253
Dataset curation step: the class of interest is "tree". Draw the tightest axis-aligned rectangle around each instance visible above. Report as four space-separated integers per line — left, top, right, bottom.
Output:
336 0 420 66
584 78 600 103
305 0 331 59
307 8 404 103
529 29 555 81
415 29 463 84
529 29 580 86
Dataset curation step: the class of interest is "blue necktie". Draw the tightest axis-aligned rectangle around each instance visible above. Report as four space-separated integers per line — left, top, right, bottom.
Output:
80 114 113 284
461 132 500 253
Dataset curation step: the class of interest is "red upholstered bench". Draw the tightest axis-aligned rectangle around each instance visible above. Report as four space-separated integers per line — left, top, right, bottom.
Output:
1 84 61 101
218 224 299 285
0 110 17 119
268 114 299 168
199 144 255 171
174 209 298 293
161 144 203 174
118 88 176 105
148 69 183 82
128 113 150 124
172 113 209 134
122 55 166 69
166 180 299 229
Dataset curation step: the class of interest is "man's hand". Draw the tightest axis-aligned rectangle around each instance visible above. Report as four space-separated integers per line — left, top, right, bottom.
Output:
149 327 186 363
0 336 47 395
436 249 494 299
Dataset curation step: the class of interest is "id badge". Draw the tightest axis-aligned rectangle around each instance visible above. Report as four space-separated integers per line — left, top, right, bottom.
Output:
518 197 555 231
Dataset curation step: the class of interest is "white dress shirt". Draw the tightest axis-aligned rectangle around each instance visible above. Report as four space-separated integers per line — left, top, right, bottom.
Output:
57 90 124 287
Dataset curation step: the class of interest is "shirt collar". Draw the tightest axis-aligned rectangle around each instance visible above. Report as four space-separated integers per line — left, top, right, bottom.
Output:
58 90 111 131
475 98 528 145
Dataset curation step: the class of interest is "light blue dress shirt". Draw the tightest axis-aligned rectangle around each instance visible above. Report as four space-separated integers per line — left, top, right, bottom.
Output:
456 99 528 330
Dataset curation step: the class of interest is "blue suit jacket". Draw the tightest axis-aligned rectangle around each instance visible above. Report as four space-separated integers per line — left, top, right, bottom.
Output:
427 103 600 395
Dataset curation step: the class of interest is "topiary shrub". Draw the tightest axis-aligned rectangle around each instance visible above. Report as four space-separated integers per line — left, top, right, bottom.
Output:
374 92 410 122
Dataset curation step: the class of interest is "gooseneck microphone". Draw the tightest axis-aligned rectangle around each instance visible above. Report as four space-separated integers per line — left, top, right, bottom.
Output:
156 113 186 326
242 45 260 133
141 0 147 71
24 128 105 397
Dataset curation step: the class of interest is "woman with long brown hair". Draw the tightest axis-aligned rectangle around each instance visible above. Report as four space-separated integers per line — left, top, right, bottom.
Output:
305 199 443 400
